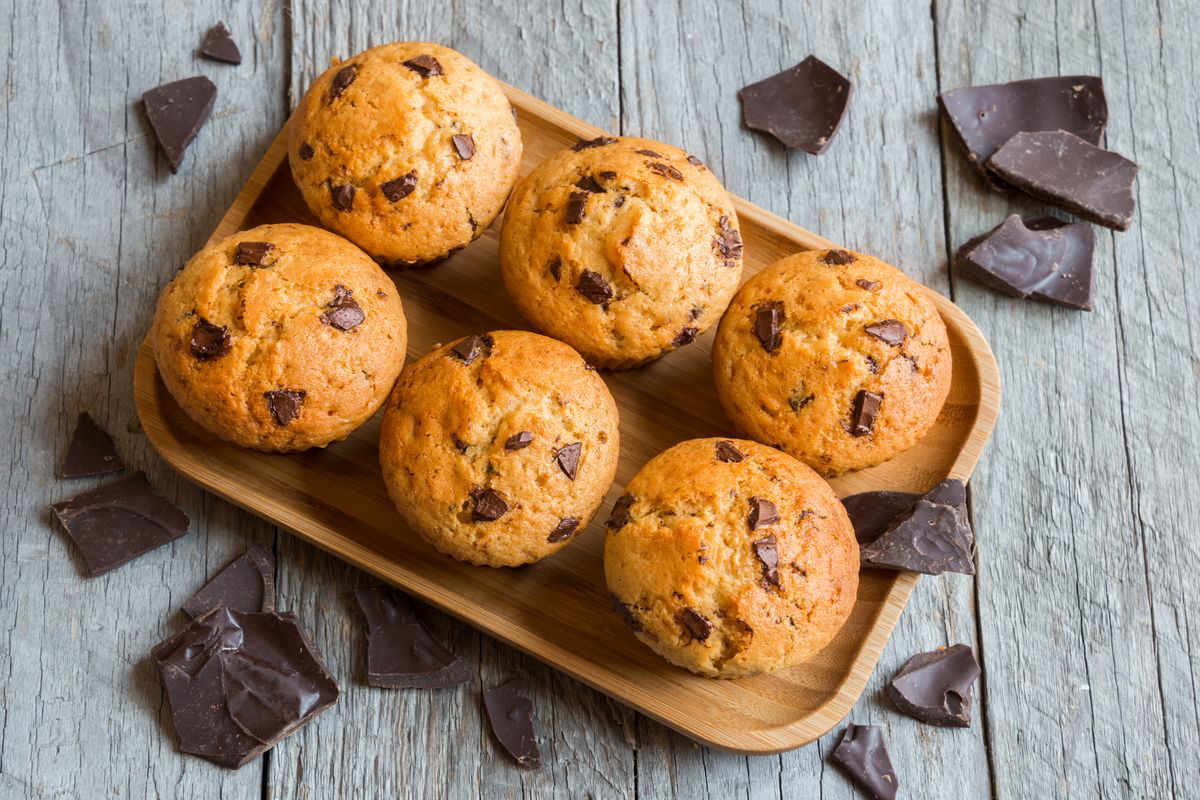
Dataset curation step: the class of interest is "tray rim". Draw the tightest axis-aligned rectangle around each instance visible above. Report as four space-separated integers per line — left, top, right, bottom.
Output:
134 81 1001 754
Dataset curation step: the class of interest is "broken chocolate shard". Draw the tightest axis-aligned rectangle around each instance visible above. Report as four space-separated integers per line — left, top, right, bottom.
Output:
576 270 613 304
320 284 365 331
676 608 712 642
199 22 241 65
329 64 358 100
565 190 588 224
886 644 981 727
264 390 305 426
354 586 470 689
449 334 493 365
182 545 275 618
381 171 418 202
754 301 784 353
747 497 779 530
330 183 355 211
938 76 1107 186
143 76 217 173
402 55 443 77
607 494 634 529
955 214 1096 310
234 241 274 266
472 488 508 522
51 472 188 576
572 135 617 151
864 320 907 346
505 431 534 451
58 412 123 479
555 442 582 480
752 534 781 590
153 607 339 768
859 478 975 575
484 679 541 768
714 440 744 463
547 517 580 543
830 724 898 800
451 133 475 161
738 55 852 154
849 390 883 437
986 130 1137 230
840 490 920 544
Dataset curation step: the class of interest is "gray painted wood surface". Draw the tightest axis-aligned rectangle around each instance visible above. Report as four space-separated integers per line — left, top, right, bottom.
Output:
0 0 1195 798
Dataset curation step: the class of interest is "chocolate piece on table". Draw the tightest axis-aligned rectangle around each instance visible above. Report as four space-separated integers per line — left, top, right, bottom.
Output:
354 586 470 689
859 478 975 575
886 644 981 727
738 55 852 154
152 607 339 768
182 546 276 618
955 214 1096 310
840 490 920 544
986 130 1138 230
143 76 217 173
58 412 123 479
938 76 1107 186
830 724 899 800
51 472 188 576
484 679 541 768
199 22 241 65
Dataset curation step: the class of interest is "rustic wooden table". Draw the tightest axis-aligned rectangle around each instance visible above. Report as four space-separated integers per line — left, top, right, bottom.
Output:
3 1 1196 797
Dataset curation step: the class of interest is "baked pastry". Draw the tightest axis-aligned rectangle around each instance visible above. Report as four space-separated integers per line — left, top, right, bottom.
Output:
151 223 407 452
604 438 858 678
379 330 620 567
288 42 522 266
712 249 952 476
499 136 742 368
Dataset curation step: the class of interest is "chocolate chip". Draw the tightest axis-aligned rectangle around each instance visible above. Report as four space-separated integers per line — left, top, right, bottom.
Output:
330 183 355 211
856 278 881 291
183 545 275 618
607 494 634 529
864 320 907 346
142 76 217 173
752 534 781 590
555 442 582 480
402 55 443 77
381 171 418 201
633 148 662 157
472 488 508 522
672 327 698 347
715 440 744 462
715 215 743 262
565 190 588 224
355 586 470 689
576 270 613 304
572 135 617 150
190 318 231 360
234 241 274 266
613 194 626 208
320 284 365 331
575 174 606 193
687 154 705 167
547 517 580 543
676 608 712 642
449 334 493 365
886 644 981 727
58 412 123 479
865 355 879 373
789 390 814 411
330 64 358 100
830 725 898 800
646 161 683 181
612 596 642 631
199 22 241 65
451 133 475 160
505 431 533 450
264 389 305 426
451 434 468 454
823 249 855 265
849 390 882 436
547 258 562 281
298 142 314 161
754 301 784 353
483 679 540 769
748 497 779 530
739 56 853 154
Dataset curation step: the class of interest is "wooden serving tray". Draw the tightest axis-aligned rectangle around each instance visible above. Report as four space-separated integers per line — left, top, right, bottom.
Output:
134 83 1000 754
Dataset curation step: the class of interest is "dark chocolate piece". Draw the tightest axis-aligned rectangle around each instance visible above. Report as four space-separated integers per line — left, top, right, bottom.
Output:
938 76 1107 185
955 214 1096 310
754 301 784 353
484 679 541 768
329 64 358 100
986 130 1137 230
298 143 314 161
823 249 855 265
859 478 975 575
320 284 365 331
645 161 683 181
856 278 881 291
547 517 580 543
738 55 852 154
58 412 123 479
264 390 304 426
555 442 582 480
51 472 188 576
864 320 907 346
199 22 241 65
789 390 814 411
547 258 562 281
403 55 443 77
330 183 355 211
565 190 588 224
752 534 780 589
152 607 339 768
451 434 469 454
576 270 613 304
672 327 698 347
635 148 663 157
354 586 470 689
849 390 882 436
840 490 920 544
182 545 276 618
505 431 534 451
451 133 475 160
830 725 898 800
714 440 744 463
450 334 493 365
676 608 712 641
142 76 217 173
234 241 273 266
715 215 743 261
572 136 617 151
575 174 607 194
886 644 981 727
607 494 634 529
472 489 508 522
747 497 779 530
381 172 418 202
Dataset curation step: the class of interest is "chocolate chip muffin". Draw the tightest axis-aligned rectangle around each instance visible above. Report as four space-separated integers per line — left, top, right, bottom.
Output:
288 42 522 267
378 330 620 567
151 223 407 452
604 438 858 678
498 136 743 368
712 249 952 477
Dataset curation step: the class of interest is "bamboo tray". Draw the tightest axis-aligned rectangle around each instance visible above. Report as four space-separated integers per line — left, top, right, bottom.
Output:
134 82 1000 754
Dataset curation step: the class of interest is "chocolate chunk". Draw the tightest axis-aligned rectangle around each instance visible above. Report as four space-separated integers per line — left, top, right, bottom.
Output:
738 55 852 154
576 270 613 304
472 489 508 522
645 161 683 181
449 333 493 365
264 389 305 426
715 215 743 261
754 301 784 353
613 194 626 208
182 545 275 618
672 327 698 347
856 278 881 291
555 442 582 480
565 190 588 224
789 390 814 411
938 76 1107 185
864 320 907 346
58 412 123 479
635 148 663 157
547 258 562 281
51 472 188 576
484 679 541 769
986 130 1137 230
451 434 468 454
152 607 338 768
402 55 443 77
572 136 617 151
687 154 705 168
859 479 975 575
320 284 365 331
575 174 607 193
607 494 634 529
329 64 358 100
823 249 855 265
714 440 744 462
381 171 418 202
142 76 217 173
848 390 882 437
841 490 920 544
886 644 981 727
298 143 314 161
752 534 781 590
451 133 475 160
505 431 534 451
330 183 355 211
676 608 712 642
830 725 898 800
547 517 580 543
865 355 879 374
199 22 241 65
747 497 779 530
612 596 642 631
234 241 273 266
354 586 470 689
955 214 1096 310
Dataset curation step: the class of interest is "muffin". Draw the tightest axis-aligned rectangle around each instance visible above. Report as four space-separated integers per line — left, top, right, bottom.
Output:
604 438 858 678
379 330 620 567
499 136 743 368
151 223 407 452
712 249 952 476
288 42 522 266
